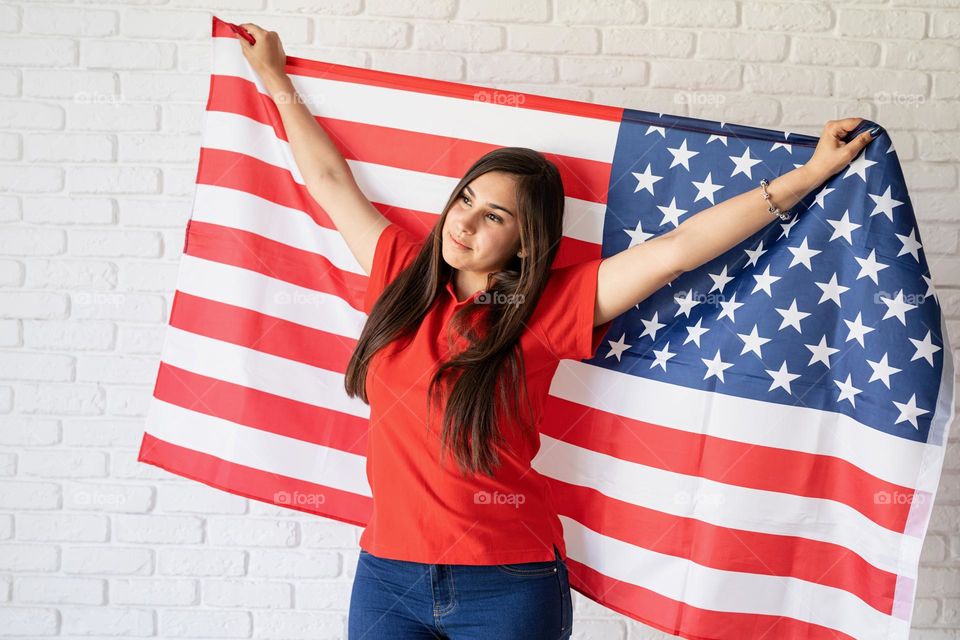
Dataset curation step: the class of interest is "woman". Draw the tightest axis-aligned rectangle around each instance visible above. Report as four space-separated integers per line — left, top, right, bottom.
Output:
235 23 877 640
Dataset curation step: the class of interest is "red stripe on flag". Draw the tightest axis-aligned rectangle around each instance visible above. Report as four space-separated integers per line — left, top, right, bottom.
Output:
160 289 902 613
551 477 896 614
542 396 913 533
169 291 358 374
566 555 858 640
211 18 624 124
138 432 371 526
153 362 369 456
184 220 367 310
193 148 602 268
182 219 367 312
204 74 614 205
196 148 324 223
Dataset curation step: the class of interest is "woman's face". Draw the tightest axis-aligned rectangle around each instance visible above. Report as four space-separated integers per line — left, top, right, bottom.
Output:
442 171 524 273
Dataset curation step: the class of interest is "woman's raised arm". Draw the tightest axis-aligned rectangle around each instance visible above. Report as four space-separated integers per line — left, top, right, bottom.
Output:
593 118 878 327
237 23 389 275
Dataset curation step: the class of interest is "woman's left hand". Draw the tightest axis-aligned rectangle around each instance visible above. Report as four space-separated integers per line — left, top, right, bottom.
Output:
804 117 877 182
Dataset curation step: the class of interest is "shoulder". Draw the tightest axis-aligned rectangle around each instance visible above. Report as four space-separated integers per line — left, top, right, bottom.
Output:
536 257 604 308
525 257 610 362
363 223 425 313
375 223 422 265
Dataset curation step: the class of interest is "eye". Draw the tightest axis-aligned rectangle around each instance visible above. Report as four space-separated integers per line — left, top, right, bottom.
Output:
460 192 501 223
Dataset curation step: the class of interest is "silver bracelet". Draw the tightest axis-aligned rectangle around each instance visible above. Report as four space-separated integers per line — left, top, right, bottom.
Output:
759 178 793 221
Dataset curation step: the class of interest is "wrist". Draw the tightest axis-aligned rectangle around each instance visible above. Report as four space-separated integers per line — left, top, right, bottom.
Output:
798 162 829 189
264 72 293 98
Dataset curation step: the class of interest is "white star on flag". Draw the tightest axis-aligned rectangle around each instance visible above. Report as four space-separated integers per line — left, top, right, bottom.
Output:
729 147 762 179
702 349 734 383
827 210 862 243
834 373 863 407
668 139 698 170
692 172 724 204
844 312 875 347
805 336 840 368
814 273 849 306
892 394 929 429
737 325 771 357
775 299 810 332
605 333 631 362
632 164 663 195
879 290 917 325
868 185 905 222
766 361 801 394
909 330 942 366
866 353 901 389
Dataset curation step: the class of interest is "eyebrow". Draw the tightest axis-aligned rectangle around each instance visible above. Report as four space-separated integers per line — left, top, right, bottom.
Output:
464 185 514 217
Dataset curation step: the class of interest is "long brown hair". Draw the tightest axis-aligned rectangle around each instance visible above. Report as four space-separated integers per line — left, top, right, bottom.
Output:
343 147 566 478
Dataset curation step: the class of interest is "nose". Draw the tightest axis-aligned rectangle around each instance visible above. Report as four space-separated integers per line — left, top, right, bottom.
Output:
454 212 479 236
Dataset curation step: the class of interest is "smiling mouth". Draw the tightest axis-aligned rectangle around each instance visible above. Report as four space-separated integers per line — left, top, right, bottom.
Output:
449 233 471 249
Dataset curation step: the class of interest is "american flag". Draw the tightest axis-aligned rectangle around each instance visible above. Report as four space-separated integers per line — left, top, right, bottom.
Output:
139 15 955 639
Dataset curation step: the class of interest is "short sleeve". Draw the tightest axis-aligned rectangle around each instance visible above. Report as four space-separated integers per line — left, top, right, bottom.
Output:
362 224 422 314
528 257 614 362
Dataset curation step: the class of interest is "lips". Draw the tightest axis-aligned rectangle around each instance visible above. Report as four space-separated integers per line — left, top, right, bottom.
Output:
449 232 471 250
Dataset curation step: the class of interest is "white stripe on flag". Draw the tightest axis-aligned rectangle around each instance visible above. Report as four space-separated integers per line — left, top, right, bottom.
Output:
156 323 912 579
147 398 371 497
550 359 931 491
560 515 911 639
201 109 306 184
537 435 915 579
175 255 367 339
210 39 621 164
160 325 368 419
171 250 929 499
199 110 608 245
192 185 364 275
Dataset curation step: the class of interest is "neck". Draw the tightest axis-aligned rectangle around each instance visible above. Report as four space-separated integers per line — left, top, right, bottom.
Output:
451 269 487 302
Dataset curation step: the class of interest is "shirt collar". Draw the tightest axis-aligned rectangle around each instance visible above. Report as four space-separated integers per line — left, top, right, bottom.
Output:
445 271 482 306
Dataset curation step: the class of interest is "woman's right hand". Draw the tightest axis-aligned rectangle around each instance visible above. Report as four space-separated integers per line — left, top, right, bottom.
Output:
236 23 288 85
803 117 876 183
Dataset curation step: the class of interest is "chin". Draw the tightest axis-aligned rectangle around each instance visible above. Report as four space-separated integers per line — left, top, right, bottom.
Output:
441 247 460 267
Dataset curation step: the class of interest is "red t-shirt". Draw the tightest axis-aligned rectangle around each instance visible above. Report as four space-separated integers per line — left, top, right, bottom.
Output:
358 223 613 565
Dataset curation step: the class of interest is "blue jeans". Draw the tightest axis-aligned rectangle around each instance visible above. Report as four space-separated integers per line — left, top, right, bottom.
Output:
348 544 573 639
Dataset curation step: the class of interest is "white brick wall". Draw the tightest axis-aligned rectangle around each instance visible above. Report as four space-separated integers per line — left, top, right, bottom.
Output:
1 1 958 638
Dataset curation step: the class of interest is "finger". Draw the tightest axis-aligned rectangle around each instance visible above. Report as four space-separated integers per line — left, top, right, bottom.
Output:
233 25 253 47
825 121 847 144
850 129 875 153
239 23 268 37
834 117 864 134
